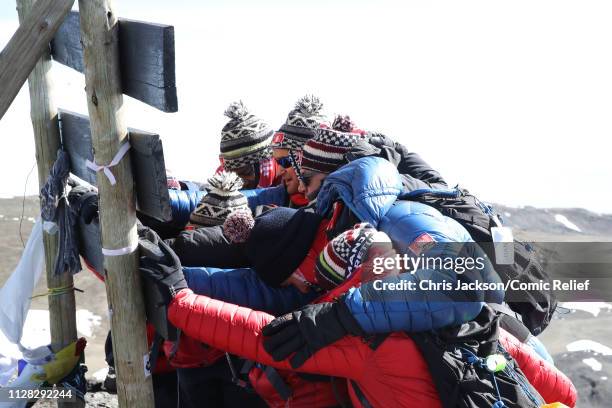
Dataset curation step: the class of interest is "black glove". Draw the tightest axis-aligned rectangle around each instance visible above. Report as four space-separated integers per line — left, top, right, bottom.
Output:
138 225 187 305
262 300 364 368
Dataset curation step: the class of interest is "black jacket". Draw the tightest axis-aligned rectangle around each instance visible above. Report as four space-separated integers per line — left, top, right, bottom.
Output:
166 226 249 268
346 132 447 191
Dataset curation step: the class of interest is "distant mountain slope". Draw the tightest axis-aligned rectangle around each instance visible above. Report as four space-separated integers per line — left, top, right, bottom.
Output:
493 203 612 238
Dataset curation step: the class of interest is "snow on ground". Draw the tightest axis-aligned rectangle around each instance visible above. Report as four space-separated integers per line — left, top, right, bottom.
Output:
76 310 102 337
561 302 612 317
503 211 511 218
583 357 603 371
0 309 102 360
554 214 582 232
567 340 612 355
91 367 109 382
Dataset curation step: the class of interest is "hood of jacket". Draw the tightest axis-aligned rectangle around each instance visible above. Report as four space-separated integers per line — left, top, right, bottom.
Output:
316 157 403 227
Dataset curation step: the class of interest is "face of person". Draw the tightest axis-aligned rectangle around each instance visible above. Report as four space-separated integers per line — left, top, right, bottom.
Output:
298 170 327 201
273 149 300 195
233 165 258 189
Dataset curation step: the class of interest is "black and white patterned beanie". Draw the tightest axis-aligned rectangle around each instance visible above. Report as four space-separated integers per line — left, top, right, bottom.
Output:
300 124 364 174
190 171 251 226
220 101 274 170
272 95 329 151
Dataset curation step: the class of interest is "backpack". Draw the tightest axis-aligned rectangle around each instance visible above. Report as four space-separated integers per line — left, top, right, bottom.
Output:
350 307 544 408
409 306 544 408
399 187 556 336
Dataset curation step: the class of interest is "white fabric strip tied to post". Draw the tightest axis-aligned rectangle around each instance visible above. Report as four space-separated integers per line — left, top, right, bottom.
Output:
86 141 131 186
0 219 45 388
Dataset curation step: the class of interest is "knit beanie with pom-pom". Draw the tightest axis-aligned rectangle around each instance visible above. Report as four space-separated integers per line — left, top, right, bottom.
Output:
272 95 330 151
220 101 274 170
190 171 251 227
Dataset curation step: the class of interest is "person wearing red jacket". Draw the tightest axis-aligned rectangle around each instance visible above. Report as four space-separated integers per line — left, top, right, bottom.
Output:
138 225 576 408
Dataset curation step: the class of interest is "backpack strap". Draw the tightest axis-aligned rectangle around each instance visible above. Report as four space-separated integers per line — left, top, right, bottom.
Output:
263 365 292 401
350 380 374 408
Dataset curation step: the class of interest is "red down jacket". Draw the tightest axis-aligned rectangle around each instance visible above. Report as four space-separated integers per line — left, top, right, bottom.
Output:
168 289 576 408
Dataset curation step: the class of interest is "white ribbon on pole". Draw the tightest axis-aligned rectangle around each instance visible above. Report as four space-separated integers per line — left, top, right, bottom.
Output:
102 240 139 257
86 141 131 186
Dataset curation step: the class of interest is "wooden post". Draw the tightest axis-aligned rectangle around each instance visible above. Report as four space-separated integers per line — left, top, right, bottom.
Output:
15 2 82 407
0 0 74 120
77 1 154 406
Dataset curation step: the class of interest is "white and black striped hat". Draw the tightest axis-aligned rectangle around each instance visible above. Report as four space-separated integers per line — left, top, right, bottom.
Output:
272 95 329 151
300 127 363 174
190 171 251 226
220 101 274 170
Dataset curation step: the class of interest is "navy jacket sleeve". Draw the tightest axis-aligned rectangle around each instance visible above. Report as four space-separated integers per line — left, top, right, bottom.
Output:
183 266 316 316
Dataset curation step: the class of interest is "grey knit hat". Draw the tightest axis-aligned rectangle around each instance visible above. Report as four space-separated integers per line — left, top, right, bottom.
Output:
220 101 274 170
272 95 329 151
190 171 251 226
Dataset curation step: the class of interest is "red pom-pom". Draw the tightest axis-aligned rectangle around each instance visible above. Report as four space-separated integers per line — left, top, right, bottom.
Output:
332 115 356 132
223 209 255 243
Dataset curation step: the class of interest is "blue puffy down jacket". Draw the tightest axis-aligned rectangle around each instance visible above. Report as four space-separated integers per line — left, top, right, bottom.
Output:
168 189 205 227
183 267 316 316
242 186 287 211
316 157 504 333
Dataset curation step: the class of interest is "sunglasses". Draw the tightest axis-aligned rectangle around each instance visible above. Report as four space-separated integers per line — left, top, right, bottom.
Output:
274 156 293 169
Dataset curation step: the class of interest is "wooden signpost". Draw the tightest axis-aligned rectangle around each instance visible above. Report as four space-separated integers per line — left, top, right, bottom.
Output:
77 0 155 406
15 2 80 407
1 0 180 405
51 11 177 112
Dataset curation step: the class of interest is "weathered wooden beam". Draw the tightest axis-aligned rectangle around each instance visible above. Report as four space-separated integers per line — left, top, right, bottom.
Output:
15 4 81 407
0 0 74 121
59 109 172 222
51 11 177 112
77 0 154 406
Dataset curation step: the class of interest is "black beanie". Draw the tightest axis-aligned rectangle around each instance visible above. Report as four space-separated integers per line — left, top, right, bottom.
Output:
245 207 323 286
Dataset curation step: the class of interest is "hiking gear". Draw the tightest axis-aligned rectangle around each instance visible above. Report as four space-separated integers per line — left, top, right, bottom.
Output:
138 225 187 305
245 207 323 286
220 101 274 170
301 127 363 174
400 187 557 335
190 171 250 227
314 223 390 290
408 306 574 408
273 95 329 150
262 301 364 368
